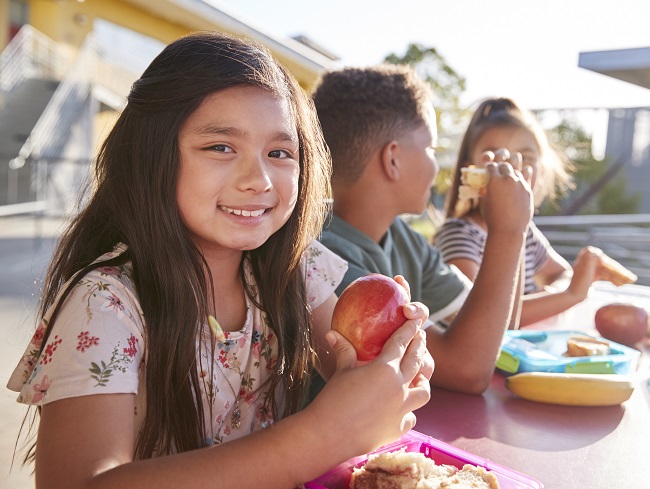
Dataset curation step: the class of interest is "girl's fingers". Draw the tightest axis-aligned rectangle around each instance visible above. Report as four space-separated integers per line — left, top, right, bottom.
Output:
410 371 432 390
393 275 411 300
376 320 420 366
406 372 432 411
402 301 429 322
401 328 433 379
326 330 359 371
400 411 418 434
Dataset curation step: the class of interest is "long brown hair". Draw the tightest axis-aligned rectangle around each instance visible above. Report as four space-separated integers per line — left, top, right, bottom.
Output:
445 97 572 218
22 32 331 460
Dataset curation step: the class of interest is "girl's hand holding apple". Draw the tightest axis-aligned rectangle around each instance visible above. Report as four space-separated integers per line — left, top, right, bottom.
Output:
332 273 413 361
306 274 433 459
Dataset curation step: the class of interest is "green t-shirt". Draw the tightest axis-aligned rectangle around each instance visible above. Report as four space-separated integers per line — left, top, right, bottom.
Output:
319 216 471 323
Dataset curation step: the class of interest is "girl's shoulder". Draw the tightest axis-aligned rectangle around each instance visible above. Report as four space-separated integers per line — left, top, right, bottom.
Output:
7 243 143 405
302 240 348 309
76 243 137 299
303 240 347 269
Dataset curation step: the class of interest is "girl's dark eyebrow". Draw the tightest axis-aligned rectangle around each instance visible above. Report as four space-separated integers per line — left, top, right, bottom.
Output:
194 124 297 145
194 124 246 138
272 131 299 144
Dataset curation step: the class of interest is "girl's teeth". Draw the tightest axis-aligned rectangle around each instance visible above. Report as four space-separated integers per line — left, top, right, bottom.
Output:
221 206 264 217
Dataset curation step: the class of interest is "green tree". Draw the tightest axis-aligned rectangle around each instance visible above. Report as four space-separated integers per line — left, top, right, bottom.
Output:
539 119 640 215
385 43 468 140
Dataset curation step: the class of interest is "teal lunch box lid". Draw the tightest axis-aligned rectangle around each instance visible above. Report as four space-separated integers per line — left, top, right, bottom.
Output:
496 330 640 375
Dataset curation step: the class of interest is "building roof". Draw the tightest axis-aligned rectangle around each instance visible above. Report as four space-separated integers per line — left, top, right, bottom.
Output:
123 0 338 89
578 46 650 90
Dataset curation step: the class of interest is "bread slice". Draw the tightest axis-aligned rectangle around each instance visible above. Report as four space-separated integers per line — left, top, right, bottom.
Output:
600 254 637 286
460 166 489 190
349 448 499 489
565 334 611 357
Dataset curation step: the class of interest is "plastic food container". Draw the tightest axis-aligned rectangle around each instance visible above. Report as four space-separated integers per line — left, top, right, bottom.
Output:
304 430 543 489
496 330 640 375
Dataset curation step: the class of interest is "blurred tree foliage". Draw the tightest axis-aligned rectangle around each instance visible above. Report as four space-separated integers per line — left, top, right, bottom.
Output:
385 44 469 141
539 119 641 216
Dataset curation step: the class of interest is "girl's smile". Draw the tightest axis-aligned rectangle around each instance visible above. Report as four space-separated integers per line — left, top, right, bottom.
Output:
218 206 268 218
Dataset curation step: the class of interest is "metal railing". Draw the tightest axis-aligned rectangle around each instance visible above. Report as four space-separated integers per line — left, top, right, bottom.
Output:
9 34 96 170
534 213 650 286
0 25 68 93
1 25 140 216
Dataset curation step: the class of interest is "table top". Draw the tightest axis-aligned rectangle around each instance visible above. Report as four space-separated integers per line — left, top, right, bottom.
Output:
414 282 650 489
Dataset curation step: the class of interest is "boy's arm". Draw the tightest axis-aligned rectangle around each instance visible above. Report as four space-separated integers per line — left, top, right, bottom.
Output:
426 229 525 393
509 244 525 330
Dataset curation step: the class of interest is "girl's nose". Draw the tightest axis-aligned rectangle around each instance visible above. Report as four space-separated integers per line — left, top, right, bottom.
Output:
236 156 272 193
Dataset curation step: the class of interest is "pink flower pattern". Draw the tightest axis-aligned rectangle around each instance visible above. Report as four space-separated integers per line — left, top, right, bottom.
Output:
31 375 51 403
40 336 62 365
123 335 138 357
77 331 99 352
31 323 45 346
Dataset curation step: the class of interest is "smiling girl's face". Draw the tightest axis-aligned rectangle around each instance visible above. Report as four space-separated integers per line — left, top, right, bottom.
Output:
470 125 541 189
176 85 300 257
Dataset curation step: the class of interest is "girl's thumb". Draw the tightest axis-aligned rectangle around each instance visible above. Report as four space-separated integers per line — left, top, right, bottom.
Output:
326 330 358 370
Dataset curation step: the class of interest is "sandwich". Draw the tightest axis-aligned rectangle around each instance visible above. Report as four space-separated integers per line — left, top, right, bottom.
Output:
350 447 499 489
599 254 637 286
460 165 489 190
565 334 611 357
458 166 489 202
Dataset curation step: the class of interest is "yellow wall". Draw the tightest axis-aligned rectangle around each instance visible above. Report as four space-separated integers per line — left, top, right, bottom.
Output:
0 0 8 47
29 0 187 49
5 0 321 90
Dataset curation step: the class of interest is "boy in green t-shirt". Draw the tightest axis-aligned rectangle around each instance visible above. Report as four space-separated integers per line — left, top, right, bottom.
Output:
313 64 533 394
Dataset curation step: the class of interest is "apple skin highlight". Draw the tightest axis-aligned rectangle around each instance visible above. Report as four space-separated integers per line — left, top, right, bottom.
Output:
332 274 409 361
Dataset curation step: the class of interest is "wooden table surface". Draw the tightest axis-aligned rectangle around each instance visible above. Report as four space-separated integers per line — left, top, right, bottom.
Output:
414 282 650 489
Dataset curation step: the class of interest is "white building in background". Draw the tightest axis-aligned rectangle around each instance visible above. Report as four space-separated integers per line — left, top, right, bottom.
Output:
579 47 650 213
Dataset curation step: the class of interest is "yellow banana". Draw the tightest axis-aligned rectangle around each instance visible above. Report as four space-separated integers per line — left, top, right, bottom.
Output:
505 372 635 406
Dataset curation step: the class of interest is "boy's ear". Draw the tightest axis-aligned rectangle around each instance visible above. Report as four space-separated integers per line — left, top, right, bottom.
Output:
380 141 400 181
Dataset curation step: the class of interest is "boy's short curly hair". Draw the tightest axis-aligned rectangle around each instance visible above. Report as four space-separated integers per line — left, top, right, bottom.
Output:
312 63 434 185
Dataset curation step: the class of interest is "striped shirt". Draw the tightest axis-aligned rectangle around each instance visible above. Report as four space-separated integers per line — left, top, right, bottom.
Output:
434 219 551 294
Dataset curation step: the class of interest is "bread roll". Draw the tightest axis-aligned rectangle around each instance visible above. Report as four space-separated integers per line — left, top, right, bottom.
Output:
599 254 637 286
565 334 610 357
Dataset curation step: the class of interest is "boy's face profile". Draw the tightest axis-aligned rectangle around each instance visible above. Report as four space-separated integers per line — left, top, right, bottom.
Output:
175 85 300 255
395 117 439 215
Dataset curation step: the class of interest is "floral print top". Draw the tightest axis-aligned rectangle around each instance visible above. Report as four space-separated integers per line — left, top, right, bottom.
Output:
7 240 347 448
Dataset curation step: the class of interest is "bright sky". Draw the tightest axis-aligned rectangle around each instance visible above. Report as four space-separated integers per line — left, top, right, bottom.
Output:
216 0 650 112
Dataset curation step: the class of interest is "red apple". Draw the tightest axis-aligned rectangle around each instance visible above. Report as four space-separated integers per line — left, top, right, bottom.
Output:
594 303 649 347
332 273 409 361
